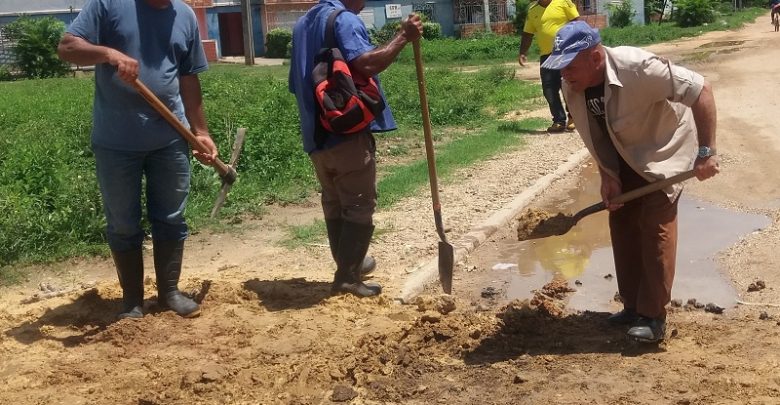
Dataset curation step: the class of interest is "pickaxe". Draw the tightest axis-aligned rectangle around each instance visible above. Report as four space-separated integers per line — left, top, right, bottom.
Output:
132 79 238 215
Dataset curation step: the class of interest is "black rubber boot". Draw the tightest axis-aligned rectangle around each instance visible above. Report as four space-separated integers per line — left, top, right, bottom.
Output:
331 221 382 298
153 239 201 318
111 249 144 320
325 218 376 277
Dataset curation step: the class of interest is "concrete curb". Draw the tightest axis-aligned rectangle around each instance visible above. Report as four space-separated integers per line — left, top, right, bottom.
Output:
397 147 591 303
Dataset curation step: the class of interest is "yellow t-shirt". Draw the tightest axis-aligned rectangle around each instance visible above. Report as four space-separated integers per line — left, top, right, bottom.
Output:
523 0 580 55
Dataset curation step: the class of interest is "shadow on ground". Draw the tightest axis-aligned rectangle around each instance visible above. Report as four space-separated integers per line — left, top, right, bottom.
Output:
243 278 331 311
464 306 664 363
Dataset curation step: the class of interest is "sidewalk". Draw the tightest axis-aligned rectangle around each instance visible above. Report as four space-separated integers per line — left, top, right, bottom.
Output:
218 56 286 66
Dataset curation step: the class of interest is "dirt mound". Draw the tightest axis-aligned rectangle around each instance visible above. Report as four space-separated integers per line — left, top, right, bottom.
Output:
516 207 574 241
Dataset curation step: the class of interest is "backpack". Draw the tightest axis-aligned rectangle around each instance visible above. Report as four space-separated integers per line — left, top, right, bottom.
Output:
312 9 385 137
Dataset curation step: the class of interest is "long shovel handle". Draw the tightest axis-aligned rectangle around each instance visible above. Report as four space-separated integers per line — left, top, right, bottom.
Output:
573 169 696 221
412 39 447 242
132 79 236 185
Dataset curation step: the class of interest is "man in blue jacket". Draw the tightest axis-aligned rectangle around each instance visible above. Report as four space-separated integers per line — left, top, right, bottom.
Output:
289 1 422 297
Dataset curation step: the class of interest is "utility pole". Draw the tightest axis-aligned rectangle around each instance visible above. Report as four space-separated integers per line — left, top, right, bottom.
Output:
241 0 255 65
482 0 492 33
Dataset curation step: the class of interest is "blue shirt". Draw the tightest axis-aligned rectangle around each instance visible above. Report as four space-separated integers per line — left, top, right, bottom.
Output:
67 0 208 152
289 0 397 154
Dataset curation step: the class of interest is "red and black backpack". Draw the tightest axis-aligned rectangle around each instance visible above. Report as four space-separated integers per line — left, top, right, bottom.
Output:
312 9 385 139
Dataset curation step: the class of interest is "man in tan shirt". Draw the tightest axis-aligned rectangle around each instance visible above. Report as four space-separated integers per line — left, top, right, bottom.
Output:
542 21 720 343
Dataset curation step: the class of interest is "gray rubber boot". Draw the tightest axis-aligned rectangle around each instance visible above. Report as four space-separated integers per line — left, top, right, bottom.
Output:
111 249 144 320
331 221 382 297
325 218 376 277
153 239 201 318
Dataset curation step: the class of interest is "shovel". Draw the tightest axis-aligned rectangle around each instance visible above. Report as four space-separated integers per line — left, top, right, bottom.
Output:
412 39 454 294
519 169 696 240
132 79 237 187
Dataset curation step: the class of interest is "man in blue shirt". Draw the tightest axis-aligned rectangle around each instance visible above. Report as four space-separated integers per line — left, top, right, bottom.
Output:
58 0 217 319
290 0 422 297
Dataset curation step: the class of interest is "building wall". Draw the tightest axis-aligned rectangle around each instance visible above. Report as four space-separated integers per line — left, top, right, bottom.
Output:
0 0 88 15
206 5 265 57
365 0 456 37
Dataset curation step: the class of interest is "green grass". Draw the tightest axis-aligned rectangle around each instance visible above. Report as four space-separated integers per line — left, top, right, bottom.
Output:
600 8 765 47
280 220 327 249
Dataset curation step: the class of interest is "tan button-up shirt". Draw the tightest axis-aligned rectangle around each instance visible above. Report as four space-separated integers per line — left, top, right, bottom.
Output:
563 46 705 200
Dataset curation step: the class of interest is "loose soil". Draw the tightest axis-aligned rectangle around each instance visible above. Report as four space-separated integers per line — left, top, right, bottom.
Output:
3 16 780 404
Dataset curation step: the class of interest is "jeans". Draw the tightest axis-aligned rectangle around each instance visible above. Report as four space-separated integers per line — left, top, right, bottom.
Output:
539 54 568 125
93 140 191 252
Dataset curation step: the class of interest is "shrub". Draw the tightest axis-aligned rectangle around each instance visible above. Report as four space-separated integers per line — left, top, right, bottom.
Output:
2 16 70 79
514 0 531 32
0 65 12 81
369 21 401 45
422 22 442 40
675 0 716 27
265 28 292 58
609 0 637 27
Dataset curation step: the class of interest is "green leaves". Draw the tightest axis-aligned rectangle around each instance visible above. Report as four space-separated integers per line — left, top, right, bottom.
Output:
2 16 70 79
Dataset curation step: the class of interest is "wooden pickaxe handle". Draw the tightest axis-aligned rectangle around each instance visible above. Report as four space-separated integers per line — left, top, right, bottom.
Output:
132 78 237 185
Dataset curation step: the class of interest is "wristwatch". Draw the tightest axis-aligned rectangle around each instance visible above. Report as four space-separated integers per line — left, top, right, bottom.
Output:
697 146 716 158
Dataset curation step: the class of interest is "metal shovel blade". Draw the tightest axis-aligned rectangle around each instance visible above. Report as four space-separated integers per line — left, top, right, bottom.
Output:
438 240 454 294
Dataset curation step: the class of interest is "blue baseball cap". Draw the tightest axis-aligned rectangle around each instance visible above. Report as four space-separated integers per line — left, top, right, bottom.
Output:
541 21 601 70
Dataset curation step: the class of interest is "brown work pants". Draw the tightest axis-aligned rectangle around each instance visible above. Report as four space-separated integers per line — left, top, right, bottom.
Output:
609 160 679 319
310 132 377 225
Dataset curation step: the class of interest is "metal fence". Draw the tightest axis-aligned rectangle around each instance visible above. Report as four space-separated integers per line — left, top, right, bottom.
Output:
454 0 511 24
413 2 439 22
265 9 308 31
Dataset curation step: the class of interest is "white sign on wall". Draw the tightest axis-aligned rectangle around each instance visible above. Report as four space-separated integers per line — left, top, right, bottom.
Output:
385 4 402 19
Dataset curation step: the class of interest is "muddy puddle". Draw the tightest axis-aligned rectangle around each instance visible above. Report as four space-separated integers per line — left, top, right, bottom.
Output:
464 164 770 313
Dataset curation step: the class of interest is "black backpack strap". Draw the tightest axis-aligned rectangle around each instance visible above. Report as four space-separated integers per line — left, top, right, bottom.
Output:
325 9 347 49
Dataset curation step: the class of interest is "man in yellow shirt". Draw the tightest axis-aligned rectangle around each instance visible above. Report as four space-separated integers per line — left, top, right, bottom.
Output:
518 0 579 133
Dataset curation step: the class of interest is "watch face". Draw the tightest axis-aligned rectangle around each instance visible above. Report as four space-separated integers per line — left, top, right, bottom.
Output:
698 146 713 158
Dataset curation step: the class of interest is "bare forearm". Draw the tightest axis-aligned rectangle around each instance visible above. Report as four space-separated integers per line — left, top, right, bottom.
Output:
180 75 209 136
350 33 410 78
519 33 534 56
57 34 111 65
691 81 717 150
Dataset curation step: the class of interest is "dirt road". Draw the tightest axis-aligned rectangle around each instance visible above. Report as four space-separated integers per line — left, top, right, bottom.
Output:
2 16 780 404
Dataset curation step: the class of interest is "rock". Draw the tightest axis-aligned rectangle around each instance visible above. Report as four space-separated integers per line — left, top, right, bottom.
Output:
469 329 482 339
437 295 457 315
687 298 698 307
513 374 529 384
759 311 770 320
574 280 583 286
476 303 490 312
421 312 442 323
613 292 623 303
748 280 766 292
694 301 706 309
604 274 614 280
331 384 358 402
201 364 228 383
481 286 500 298
671 299 683 307
704 303 724 314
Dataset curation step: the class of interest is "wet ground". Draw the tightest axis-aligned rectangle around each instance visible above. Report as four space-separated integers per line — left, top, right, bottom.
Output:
463 164 770 313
